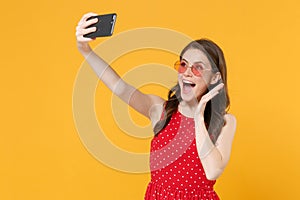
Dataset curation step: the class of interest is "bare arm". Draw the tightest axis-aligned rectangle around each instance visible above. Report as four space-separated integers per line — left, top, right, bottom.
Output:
195 113 236 180
194 83 237 180
76 13 164 121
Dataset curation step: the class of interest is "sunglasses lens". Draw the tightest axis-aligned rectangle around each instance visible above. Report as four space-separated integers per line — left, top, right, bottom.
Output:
174 60 202 77
191 68 201 76
178 61 187 73
174 61 185 73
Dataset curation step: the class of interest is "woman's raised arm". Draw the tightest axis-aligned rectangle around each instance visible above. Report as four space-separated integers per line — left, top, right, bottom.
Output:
75 13 164 121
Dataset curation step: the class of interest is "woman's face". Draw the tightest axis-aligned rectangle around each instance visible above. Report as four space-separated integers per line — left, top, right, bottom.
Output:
178 48 214 103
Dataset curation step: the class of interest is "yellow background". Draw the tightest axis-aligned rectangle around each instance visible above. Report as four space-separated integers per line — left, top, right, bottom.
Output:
1 0 300 199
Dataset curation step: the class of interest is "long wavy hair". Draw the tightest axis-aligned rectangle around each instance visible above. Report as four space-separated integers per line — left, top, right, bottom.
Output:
153 39 230 144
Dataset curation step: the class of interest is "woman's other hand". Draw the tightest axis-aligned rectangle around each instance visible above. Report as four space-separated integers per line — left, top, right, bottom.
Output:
194 83 224 120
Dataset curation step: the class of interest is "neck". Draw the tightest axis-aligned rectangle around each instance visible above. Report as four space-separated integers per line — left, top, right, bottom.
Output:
178 100 198 118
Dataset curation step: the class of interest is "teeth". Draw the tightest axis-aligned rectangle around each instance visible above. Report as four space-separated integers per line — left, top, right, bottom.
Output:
183 80 194 84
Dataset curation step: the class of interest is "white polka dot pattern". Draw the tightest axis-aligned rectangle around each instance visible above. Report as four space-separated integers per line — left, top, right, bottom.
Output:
145 110 219 200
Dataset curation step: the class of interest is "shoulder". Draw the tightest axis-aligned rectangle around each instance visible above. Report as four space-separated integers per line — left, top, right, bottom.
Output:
215 113 237 146
148 95 165 128
224 113 237 127
221 113 237 137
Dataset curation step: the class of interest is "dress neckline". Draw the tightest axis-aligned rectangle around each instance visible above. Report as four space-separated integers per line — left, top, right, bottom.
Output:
177 108 194 119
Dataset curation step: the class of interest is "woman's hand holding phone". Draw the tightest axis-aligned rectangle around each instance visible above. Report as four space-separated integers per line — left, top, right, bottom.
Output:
76 12 99 56
76 12 117 57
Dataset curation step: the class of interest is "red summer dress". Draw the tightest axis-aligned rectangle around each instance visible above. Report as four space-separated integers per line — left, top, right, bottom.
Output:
144 110 220 200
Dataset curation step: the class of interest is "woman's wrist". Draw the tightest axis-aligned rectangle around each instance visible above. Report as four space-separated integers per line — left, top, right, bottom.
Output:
194 113 205 124
77 42 92 58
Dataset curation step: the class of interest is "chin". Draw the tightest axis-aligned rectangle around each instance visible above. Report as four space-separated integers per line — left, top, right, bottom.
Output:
180 85 206 104
180 87 199 104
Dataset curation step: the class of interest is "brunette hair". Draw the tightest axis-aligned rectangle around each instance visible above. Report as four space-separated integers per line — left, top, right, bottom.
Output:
153 39 230 144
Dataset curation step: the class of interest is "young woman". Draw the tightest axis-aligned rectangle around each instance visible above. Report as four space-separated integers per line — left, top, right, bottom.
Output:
76 13 237 200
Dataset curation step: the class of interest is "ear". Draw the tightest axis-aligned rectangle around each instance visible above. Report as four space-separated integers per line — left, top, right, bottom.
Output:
210 72 221 85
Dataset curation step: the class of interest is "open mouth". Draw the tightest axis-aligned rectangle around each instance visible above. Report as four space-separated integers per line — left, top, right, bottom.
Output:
182 80 196 88
182 79 196 95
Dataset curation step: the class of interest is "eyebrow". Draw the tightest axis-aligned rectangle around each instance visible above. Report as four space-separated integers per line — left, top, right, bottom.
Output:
182 58 207 66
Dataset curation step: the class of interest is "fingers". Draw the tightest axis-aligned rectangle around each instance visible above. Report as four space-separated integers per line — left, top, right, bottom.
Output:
78 12 98 26
76 12 98 42
199 83 224 104
209 83 224 94
76 26 97 37
78 17 98 29
195 83 224 117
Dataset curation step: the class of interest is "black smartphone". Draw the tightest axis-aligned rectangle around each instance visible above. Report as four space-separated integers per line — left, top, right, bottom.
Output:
83 13 117 38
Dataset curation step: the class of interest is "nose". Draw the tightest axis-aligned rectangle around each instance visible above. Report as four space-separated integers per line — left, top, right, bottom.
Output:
183 66 193 77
